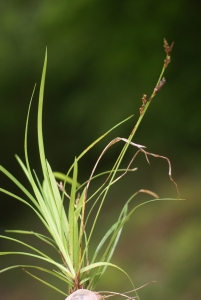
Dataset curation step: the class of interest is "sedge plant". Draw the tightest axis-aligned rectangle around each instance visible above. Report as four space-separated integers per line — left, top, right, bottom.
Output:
0 39 181 300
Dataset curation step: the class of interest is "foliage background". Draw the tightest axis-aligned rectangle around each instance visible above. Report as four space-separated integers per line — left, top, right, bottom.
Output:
0 1 200 299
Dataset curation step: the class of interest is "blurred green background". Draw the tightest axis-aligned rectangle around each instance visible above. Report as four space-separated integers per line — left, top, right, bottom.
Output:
0 0 201 299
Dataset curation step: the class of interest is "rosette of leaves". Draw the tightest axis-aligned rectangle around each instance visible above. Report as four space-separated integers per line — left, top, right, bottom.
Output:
0 40 181 300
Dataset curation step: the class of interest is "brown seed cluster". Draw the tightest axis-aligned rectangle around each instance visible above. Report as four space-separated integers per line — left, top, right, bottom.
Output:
163 38 174 68
139 94 147 115
154 77 166 94
139 39 173 115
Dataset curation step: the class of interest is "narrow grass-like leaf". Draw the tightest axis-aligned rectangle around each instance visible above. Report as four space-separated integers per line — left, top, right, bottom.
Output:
21 50 75 278
89 205 128 288
46 161 69 248
22 268 67 296
0 235 55 261
0 264 70 284
5 230 56 249
37 48 48 181
0 251 73 278
67 115 134 176
91 222 118 265
77 168 137 192
80 261 134 290
54 172 80 187
0 188 49 231
0 166 40 209
68 158 78 265
119 197 184 230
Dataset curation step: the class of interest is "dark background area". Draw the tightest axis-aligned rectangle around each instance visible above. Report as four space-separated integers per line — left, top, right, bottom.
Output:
0 1 201 300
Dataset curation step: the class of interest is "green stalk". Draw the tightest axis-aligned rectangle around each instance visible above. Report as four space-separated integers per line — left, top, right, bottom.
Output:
84 40 174 269
83 42 173 299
